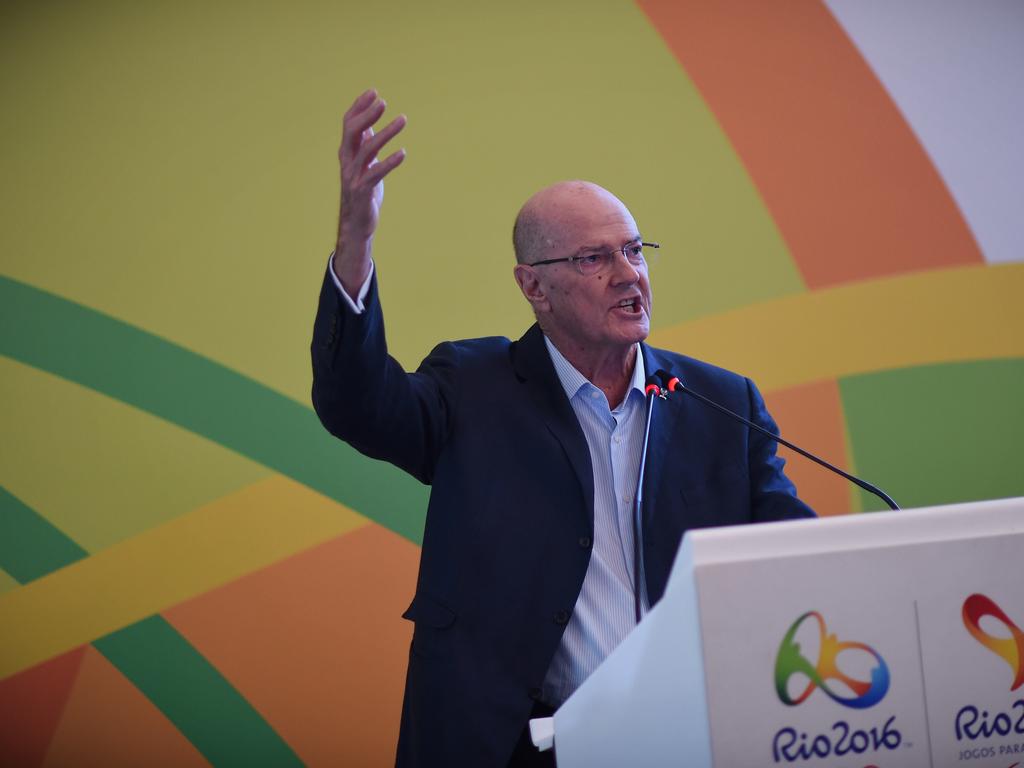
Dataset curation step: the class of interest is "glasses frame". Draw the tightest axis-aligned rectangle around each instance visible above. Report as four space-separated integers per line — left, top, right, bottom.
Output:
527 241 660 276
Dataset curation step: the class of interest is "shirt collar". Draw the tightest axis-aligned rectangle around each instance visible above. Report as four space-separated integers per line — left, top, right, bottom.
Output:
543 335 646 407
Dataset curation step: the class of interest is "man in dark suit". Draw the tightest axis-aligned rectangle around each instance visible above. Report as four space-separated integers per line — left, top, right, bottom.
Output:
311 89 815 768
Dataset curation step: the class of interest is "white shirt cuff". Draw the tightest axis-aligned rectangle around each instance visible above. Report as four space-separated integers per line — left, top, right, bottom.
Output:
328 251 374 313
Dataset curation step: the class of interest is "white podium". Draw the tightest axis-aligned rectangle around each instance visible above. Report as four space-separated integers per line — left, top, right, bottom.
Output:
546 497 1024 768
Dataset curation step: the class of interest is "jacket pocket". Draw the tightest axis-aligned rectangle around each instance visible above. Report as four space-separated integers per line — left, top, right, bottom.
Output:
402 593 457 627
402 593 457 659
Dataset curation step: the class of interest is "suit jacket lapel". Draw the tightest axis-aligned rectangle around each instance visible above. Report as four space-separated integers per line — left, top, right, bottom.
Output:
511 325 595 527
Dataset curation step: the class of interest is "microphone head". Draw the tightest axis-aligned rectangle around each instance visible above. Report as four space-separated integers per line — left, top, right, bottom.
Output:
655 369 682 392
644 375 662 397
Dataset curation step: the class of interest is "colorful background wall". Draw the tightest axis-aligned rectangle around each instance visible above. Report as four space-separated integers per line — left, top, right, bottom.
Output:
2 1 1022 765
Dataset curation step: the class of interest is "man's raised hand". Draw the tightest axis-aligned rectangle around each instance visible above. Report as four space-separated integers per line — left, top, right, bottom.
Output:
334 89 407 293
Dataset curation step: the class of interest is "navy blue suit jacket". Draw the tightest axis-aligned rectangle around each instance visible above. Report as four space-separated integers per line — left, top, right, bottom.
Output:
311 270 814 767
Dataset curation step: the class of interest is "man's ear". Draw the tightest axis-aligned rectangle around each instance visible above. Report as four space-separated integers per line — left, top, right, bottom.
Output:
513 264 549 312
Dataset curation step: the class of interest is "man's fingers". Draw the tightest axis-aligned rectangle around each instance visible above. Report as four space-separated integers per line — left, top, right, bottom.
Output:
353 114 407 171
343 88 376 122
350 99 386 134
341 97 387 158
340 91 379 153
363 148 407 186
336 91 405 228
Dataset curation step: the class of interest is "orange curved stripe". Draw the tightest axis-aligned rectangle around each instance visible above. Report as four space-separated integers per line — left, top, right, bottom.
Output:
762 380 851 516
164 525 420 767
637 0 983 287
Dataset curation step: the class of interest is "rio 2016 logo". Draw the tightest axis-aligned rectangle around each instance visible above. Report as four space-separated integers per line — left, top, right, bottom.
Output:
771 611 900 763
956 594 1024 746
963 593 1024 691
774 610 890 709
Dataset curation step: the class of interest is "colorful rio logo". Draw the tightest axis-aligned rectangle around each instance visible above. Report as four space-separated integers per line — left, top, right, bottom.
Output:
774 611 890 709
962 593 1024 691
771 612 901 763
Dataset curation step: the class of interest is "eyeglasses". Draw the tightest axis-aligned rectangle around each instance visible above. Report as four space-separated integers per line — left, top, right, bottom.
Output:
528 241 660 276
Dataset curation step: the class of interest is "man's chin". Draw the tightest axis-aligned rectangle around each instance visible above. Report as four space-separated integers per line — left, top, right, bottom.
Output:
622 317 650 344
615 326 650 348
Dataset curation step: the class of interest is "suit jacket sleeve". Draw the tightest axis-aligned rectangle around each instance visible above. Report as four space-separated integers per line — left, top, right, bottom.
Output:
310 267 457 485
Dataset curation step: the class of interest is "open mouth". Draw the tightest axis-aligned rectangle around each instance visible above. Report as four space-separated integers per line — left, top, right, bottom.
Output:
614 297 642 315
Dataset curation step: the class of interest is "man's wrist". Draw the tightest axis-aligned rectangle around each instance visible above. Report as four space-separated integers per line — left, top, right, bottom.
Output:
332 234 373 294
336 216 374 255
329 252 374 313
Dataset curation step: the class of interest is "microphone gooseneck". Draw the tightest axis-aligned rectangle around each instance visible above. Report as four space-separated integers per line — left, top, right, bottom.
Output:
654 369 900 512
632 376 663 623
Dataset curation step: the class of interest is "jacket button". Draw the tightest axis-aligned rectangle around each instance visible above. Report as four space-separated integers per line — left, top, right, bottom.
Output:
529 687 543 701
578 536 592 549
554 610 570 625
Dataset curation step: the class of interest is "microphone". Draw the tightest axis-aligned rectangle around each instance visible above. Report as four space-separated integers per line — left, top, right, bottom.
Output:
632 375 664 623
654 369 900 512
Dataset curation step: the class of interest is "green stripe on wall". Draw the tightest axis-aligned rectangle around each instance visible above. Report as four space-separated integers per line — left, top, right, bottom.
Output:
94 616 302 768
0 486 87 582
841 358 1024 512
0 276 427 544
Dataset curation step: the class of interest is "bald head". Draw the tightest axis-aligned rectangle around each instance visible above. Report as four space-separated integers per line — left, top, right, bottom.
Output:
512 181 633 265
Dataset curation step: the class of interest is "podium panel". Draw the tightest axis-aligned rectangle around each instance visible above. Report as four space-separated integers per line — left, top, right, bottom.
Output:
551 497 1024 768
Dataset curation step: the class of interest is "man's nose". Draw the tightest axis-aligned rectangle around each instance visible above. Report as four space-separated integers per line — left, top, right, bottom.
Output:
608 249 641 284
